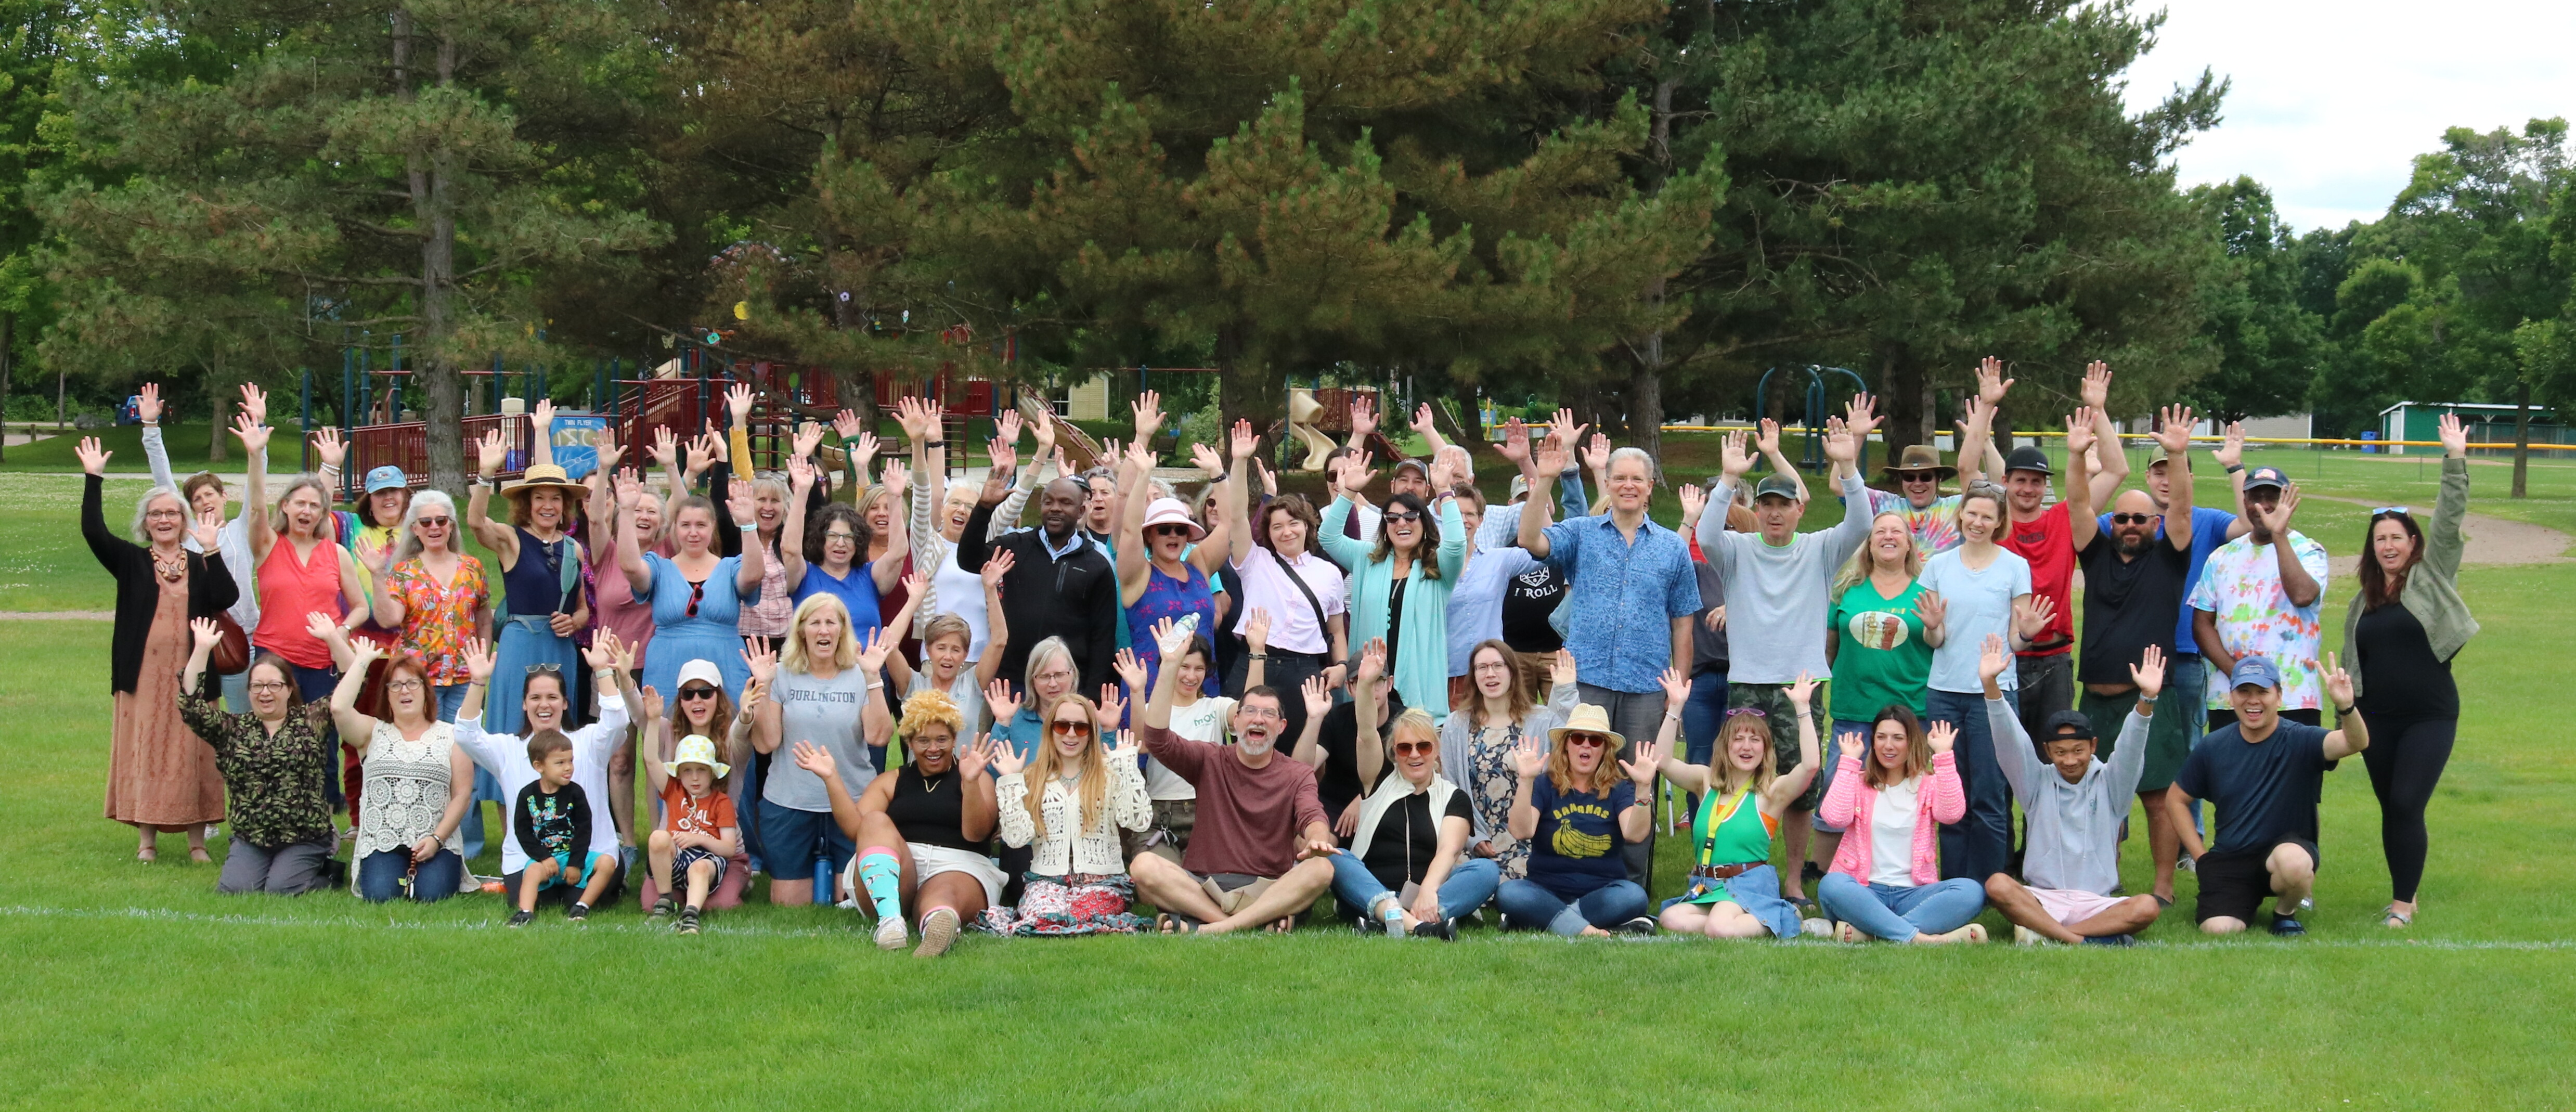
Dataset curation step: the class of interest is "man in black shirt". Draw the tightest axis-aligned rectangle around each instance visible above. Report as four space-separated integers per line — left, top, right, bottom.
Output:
2168 655 2370 937
1301 639 1401 833
2064 405 2196 903
956 456 1121 696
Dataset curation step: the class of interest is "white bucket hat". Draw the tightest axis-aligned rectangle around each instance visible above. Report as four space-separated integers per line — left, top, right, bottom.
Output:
671 733 731 779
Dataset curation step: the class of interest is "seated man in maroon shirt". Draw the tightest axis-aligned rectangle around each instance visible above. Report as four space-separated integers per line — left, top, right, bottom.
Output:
1128 617 1337 933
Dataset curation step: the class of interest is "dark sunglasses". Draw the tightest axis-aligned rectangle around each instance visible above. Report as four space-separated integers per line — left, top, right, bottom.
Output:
685 578 707 619
1051 720 1093 736
1392 740 1435 757
678 686 719 701
1564 733 1610 749
1382 510 1423 524
414 516 452 527
2109 512 2154 525
1148 524 1193 537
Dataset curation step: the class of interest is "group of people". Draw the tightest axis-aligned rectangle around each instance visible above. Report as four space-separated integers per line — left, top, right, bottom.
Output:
83 360 2478 950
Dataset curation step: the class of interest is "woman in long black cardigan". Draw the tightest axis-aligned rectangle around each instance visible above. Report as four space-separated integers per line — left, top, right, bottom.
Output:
81 437 240 862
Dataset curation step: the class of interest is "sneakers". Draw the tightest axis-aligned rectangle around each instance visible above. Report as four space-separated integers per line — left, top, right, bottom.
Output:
506 910 535 928
675 908 701 936
565 902 590 925
915 908 961 959
1800 917 1834 939
1615 916 1658 937
649 897 677 919
2268 910 2307 937
2081 933 2139 947
2013 925 2046 946
1410 917 1458 941
873 914 909 951
2176 851 2196 873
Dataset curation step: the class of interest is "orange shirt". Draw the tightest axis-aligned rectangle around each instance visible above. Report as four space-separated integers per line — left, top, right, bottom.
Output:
660 779 738 839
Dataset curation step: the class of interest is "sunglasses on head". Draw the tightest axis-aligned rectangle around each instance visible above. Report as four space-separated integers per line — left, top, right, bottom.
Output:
2109 512 2154 525
526 663 561 677
678 686 718 701
2372 506 2411 518
1051 719 1093 736
1725 707 1765 719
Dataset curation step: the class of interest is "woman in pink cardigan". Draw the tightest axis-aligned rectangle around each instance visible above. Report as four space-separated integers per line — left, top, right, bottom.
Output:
1817 706 1989 943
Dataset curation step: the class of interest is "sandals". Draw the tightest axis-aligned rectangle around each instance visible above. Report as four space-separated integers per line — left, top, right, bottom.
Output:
1266 916 1296 935
135 847 157 864
2383 904 2414 929
1156 913 1201 935
1833 921 1867 945
189 847 214 864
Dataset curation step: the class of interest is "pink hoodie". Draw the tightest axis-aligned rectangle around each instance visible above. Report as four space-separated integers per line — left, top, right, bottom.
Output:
1820 749 1964 887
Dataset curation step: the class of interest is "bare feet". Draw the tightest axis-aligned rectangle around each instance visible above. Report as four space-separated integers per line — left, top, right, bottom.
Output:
1577 925 1614 938
1910 923 1989 945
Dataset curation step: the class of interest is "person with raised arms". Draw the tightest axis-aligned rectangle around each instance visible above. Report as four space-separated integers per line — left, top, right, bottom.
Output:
796 688 1000 958
1656 669 1823 941
2169 654 2369 937
326 637 474 902
134 382 267 714
177 618 334 894
1493 702 1663 938
1127 617 1338 935
1979 635 2167 946
1916 479 2052 884
748 592 909 909
453 630 642 911
464 418 591 736
1815 707 1987 945
1327 703 1498 940
980 693 1157 937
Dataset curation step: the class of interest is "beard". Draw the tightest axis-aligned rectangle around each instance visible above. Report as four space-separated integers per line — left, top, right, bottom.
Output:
2115 532 2153 557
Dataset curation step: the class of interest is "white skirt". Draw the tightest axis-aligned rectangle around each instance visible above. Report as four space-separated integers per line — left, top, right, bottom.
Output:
846 843 1007 910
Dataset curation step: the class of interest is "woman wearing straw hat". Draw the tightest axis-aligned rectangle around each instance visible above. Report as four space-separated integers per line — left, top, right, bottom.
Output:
467 426 593 735
1492 702 1662 937
1855 393 1996 557
1111 408 1229 699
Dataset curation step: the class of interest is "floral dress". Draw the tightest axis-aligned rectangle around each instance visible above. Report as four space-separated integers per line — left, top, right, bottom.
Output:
1469 721 1531 881
387 555 489 686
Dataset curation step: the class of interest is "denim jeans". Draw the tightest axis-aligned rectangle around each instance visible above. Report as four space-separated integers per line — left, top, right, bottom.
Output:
356 848 465 903
1495 877 1649 937
218 668 250 714
1576 681 1665 888
2169 654 2207 835
1814 718 1879 834
1328 852 1501 924
1817 873 1986 941
1926 687 2014 883
1679 669 1729 816
289 663 343 808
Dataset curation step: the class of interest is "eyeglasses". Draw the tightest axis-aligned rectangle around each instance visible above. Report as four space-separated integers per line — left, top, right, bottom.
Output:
1471 660 1512 674
1564 733 1610 749
678 686 718 702
248 680 292 692
144 508 185 519
1033 668 1076 684
1238 705 1282 720
385 679 426 692
1392 741 1435 757
1051 720 1093 736
823 531 859 543
2109 512 2154 525
1725 707 1766 719
1382 511 1423 524
2372 506 2412 517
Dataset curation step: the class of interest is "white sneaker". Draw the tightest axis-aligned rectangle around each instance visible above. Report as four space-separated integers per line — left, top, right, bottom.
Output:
1800 917 1834 939
914 908 961 959
834 897 858 910
873 914 908 951
2013 925 2045 946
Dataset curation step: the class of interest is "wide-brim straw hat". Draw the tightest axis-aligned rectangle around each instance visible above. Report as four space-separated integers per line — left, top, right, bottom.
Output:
1877 443 1957 480
1547 703 1626 750
500 463 588 501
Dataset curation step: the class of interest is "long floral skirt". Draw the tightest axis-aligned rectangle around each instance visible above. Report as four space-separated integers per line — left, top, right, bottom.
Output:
976 872 1150 936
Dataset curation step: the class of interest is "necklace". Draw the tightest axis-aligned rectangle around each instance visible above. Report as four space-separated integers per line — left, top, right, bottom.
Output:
151 549 186 583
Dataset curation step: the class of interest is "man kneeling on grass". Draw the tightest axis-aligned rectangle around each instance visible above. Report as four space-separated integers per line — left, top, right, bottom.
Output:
2169 654 2368 937
1978 635 2166 946
1129 617 1338 934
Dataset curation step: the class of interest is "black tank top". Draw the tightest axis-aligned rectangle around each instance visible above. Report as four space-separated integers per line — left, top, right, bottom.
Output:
885 764 975 850
2353 601 2457 719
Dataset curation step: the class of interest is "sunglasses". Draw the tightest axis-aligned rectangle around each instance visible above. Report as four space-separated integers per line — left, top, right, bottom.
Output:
685 579 706 619
1392 741 1435 757
1382 510 1423 524
1725 707 1766 719
1148 524 1193 538
1051 719 1093 736
678 686 719 702
526 663 561 677
2372 506 2412 517
2109 512 2154 525
415 516 452 528
1897 472 1938 483
1564 733 1610 749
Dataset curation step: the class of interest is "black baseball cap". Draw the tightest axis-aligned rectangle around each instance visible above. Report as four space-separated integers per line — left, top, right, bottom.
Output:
2041 709 2095 741
2004 445 2052 476
2242 466 2289 492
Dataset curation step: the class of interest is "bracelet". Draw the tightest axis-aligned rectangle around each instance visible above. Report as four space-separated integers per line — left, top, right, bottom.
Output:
1248 652 1269 661
2224 464 2245 474
2335 704 2355 717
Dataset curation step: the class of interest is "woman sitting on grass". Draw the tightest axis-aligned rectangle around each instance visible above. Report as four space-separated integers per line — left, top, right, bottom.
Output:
178 619 336 895
326 636 473 902
1655 669 1824 941
632 658 753 913
797 689 1002 958
1494 704 1661 938
1436 641 1578 882
1329 701 1498 940
1816 708 1988 944
637 694 742 937
981 693 1156 937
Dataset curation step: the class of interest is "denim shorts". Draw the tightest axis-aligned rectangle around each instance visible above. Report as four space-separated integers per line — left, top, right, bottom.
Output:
756 799 855 878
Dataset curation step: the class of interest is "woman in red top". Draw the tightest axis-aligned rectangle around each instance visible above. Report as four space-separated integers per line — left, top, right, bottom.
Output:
245 425 371 813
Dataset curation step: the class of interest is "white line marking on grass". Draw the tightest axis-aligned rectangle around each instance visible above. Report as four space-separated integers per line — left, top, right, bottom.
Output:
4 903 2572 951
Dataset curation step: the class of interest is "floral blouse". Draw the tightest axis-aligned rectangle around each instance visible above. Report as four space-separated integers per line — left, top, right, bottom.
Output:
387 555 490 685
178 691 336 849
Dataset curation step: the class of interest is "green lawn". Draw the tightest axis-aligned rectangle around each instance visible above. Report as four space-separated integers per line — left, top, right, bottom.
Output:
6 442 2575 1108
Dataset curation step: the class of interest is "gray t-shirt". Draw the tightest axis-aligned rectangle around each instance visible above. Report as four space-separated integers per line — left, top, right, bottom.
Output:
763 666 876 812
1697 472 1873 684
1917 546 2033 694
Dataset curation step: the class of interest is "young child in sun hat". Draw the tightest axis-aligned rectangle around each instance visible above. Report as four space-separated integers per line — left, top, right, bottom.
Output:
642 705 742 936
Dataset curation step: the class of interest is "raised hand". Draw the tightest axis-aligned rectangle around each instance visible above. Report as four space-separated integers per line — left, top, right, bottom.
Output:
1718 430 1753 479
855 627 895 674
1410 402 1440 439
1348 392 1379 438
1926 719 1958 754
2259 482 2300 534
1336 451 1378 496
1301 673 1332 719
1912 588 1946 635
2079 360 2112 410
1532 432 1571 481
2131 644 2167 701
742 638 779 684
1031 410 1058 458
345 635 385 670
739 677 768 718
2064 408 2095 460
190 616 223 653
1095 683 1127 730
615 470 644 510
900 567 931 603
881 458 910 498
1151 615 1194 658
2213 421 2245 471
725 483 757 529
312 425 346 469
2152 405 2194 456
231 409 271 456
994 409 1025 450
476 428 507 477
1512 733 1548 778
1111 647 1149 694
529 398 557 437
988 735 1029 778
1353 638 1388 685
639 684 666 723
956 734 994 781
239 383 269 427
1619 738 1664 789
460 637 495 684
792 420 825 461
1843 392 1880 442
74 436 111 476
1132 390 1166 439
1580 431 1611 473
1659 666 1691 710
582 629 627 671
190 508 222 552
594 435 624 475
1229 418 1260 462
1754 418 1781 459
302 610 339 644
786 454 815 494
1242 606 1272 654
1552 647 1576 689
1784 670 1818 711
2322 652 2354 709
1496 418 1531 466
1975 356 2013 406
1426 452 1456 493
981 548 1016 592
1820 416 1857 463
983 678 1022 725
1546 408 1586 459
1188 441 1225 480
988 433 1018 479
2437 412 2468 459
832 408 866 445
789 739 836 780
1677 481 1707 531
2014 593 2056 642
724 382 756 425
136 383 163 425
1978 632 2010 686
1257 455 1277 497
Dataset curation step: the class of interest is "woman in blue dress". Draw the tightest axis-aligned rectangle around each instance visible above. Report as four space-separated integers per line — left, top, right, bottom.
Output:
1114 431 1227 698
464 428 591 735
618 486 766 701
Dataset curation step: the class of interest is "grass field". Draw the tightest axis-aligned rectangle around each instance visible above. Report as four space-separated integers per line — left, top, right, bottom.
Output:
6 440 2576 1108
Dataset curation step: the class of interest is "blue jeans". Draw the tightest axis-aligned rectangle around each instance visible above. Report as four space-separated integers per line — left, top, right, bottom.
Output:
2169 654 2207 835
289 663 344 808
1817 873 1986 942
1495 877 1648 937
1679 670 1729 814
1926 687 2013 883
1814 718 1880 834
218 669 250 714
1328 852 1501 924
356 848 466 903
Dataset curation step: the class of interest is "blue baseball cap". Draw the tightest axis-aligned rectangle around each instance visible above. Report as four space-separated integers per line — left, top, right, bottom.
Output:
364 465 409 494
2242 466 2288 493
2228 655 2281 690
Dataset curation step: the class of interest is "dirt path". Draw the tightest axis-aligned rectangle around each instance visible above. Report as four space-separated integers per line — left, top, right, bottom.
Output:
2307 496 2570 575
0 611 113 621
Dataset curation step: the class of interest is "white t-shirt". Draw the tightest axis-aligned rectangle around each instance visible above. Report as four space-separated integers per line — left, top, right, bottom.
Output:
1868 777 1921 887
906 668 989 739
452 697 630 876
1147 695 1236 801
1917 546 2034 694
929 540 992 662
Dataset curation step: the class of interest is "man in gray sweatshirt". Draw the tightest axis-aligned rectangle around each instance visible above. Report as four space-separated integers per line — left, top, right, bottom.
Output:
1977 633 2167 945
1699 397 1876 902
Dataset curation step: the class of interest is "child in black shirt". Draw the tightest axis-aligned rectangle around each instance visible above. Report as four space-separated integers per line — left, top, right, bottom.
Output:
509 730 612 926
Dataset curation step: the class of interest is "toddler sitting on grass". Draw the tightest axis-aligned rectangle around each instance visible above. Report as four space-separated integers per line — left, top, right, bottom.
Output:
509 730 614 926
641 700 742 936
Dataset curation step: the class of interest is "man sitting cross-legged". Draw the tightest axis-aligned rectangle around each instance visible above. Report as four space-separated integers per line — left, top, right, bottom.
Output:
1128 616 1339 934
1977 634 2167 946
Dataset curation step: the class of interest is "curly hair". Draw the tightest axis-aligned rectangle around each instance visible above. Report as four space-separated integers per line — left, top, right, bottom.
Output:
898 685 967 746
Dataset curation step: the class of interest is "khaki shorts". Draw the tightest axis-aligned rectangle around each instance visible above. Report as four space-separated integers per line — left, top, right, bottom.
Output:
1196 871 1276 916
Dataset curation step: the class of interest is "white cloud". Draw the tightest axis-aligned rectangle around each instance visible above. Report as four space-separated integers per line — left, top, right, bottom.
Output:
2120 0 2576 232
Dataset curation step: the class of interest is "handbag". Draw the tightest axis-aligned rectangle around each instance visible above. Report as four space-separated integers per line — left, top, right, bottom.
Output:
210 613 252 676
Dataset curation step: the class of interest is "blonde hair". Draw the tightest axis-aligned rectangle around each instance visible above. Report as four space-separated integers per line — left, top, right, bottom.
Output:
1832 511 1924 601
1714 714 1778 798
1021 693 1107 841
1547 721 1617 796
781 594 861 673
898 686 967 748
270 474 333 538
1387 708 1440 777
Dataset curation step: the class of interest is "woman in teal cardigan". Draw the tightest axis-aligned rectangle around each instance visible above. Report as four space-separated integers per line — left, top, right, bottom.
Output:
1321 460 1467 725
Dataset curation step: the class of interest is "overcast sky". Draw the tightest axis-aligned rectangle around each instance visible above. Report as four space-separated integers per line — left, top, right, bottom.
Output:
2120 0 2575 233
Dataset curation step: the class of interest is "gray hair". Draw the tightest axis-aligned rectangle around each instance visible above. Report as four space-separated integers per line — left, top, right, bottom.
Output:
270 474 333 538
1024 635 1077 695
390 488 460 565
1606 446 1656 478
131 486 186 545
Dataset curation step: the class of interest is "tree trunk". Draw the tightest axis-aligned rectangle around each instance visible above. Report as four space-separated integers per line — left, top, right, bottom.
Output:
1876 343 1931 457
2513 379 2531 499
1215 326 1281 446
204 361 227 463
414 22 469 494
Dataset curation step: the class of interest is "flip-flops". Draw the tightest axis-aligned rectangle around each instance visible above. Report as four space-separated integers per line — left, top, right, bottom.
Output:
1156 913 1201 935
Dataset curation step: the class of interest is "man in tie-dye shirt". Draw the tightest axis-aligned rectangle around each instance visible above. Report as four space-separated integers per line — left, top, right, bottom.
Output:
2186 467 2331 724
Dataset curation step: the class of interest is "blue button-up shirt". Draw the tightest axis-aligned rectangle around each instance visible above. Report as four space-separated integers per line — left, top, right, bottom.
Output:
1538 513 1700 694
